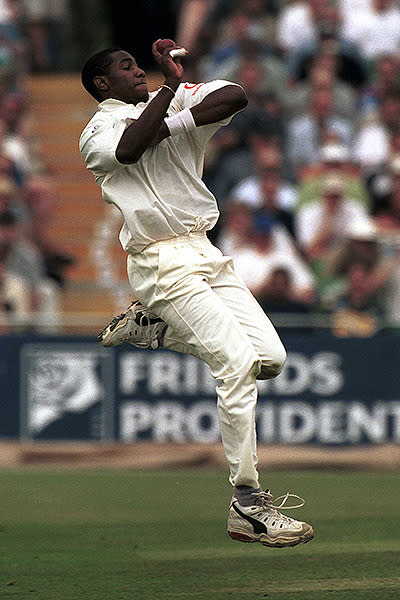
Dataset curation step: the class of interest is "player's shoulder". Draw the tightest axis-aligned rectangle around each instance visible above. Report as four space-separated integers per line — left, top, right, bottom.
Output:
177 80 238 96
79 111 105 145
173 80 241 110
79 100 127 140
178 82 206 94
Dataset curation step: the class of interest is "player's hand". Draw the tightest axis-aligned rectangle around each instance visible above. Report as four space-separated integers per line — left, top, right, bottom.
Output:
152 39 185 84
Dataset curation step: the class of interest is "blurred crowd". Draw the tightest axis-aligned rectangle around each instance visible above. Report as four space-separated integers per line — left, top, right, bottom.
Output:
0 0 75 333
1 0 400 336
172 0 400 336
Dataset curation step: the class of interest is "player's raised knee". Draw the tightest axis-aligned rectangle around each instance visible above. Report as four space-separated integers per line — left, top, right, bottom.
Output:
258 344 287 380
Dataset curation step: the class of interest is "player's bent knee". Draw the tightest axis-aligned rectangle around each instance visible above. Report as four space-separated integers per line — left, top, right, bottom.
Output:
257 345 287 380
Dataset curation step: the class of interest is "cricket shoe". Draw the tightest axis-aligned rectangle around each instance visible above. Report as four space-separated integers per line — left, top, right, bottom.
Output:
227 489 314 548
97 300 167 349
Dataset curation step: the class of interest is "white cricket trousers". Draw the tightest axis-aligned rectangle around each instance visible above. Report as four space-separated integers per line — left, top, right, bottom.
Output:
127 232 287 489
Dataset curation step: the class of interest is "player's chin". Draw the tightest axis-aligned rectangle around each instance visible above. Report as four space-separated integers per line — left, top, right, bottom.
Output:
134 84 149 102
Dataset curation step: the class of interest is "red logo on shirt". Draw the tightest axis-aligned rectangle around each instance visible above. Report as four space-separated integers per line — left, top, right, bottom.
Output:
184 83 204 95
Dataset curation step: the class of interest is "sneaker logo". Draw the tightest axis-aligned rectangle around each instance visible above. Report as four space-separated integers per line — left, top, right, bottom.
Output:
231 501 267 535
134 313 164 326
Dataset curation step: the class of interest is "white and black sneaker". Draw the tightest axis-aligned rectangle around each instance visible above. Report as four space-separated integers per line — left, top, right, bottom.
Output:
227 489 314 548
97 300 167 350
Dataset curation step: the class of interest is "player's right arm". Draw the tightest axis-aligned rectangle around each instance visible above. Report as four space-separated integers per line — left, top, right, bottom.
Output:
115 41 183 165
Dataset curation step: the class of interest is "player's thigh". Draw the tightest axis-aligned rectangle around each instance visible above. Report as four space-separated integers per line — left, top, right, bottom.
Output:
164 273 262 378
128 244 260 381
211 262 287 378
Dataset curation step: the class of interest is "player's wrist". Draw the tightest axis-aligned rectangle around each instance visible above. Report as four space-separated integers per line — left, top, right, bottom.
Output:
163 78 180 91
164 108 196 137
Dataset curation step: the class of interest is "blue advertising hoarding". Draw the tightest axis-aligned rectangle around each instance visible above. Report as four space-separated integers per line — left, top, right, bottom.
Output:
0 333 399 445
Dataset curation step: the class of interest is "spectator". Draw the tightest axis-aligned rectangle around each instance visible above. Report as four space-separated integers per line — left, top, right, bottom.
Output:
203 84 286 206
203 115 253 209
367 133 400 214
287 85 353 176
0 28 18 93
353 90 400 175
222 212 316 305
296 174 372 262
0 89 31 137
0 115 30 187
229 140 297 238
374 156 400 325
214 43 288 139
0 173 24 220
216 200 253 256
321 214 400 325
199 0 278 74
22 0 71 72
359 53 400 117
200 8 268 79
286 9 368 89
0 207 60 330
331 260 385 337
297 142 370 211
375 155 400 228
339 0 372 22
202 35 286 205
257 266 314 319
0 0 25 86
276 0 329 55
22 172 75 289
295 174 373 305
0 93 36 182
340 0 400 62
287 55 357 119
210 39 289 106
175 0 212 54
325 216 381 279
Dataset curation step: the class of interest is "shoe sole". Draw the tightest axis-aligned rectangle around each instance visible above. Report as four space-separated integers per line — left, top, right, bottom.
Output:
227 524 314 548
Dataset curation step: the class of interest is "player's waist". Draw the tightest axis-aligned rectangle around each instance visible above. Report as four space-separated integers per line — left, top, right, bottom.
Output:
144 230 207 251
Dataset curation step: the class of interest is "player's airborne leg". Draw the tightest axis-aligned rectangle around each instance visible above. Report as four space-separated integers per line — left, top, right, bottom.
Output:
96 264 314 549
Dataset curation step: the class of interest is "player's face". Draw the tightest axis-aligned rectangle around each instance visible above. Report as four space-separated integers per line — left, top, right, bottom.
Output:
100 50 149 104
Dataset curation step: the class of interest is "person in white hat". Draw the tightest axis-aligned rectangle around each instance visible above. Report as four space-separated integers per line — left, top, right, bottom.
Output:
297 141 370 211
295 173 372 262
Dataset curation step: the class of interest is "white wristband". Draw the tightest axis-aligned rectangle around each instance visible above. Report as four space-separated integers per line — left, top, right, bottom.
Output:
164 107 196 137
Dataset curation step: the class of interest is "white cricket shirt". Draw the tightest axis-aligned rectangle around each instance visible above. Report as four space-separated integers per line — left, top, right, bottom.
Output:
79 80 237 254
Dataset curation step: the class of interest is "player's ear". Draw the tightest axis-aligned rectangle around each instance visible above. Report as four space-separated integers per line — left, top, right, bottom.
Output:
93 75 109 94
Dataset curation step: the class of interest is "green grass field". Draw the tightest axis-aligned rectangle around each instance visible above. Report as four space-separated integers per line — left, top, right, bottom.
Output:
0 468 400 600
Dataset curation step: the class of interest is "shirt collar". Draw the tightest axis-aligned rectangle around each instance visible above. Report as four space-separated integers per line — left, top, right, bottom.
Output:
98 93 157 112
97 98 129 111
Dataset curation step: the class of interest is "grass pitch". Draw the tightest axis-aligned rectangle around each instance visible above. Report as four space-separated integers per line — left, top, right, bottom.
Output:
0 468 399 600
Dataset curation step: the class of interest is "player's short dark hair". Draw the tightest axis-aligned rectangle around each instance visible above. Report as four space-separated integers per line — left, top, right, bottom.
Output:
81 48 123 101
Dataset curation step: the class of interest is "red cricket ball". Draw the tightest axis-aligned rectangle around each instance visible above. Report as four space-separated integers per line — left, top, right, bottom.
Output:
156 39 175 53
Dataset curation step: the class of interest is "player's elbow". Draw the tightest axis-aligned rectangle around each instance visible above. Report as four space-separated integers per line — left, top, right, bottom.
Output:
230 86 248 112
115 145 141 165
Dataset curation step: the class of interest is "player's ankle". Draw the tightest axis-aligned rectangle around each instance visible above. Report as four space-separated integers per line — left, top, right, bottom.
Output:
233 485 262 506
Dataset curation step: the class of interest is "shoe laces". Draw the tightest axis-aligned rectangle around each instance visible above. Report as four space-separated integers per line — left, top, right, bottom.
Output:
252 489 305 522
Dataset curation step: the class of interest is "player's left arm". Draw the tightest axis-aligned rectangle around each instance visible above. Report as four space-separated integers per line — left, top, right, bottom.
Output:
189 84 248 125
152 84 247 145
